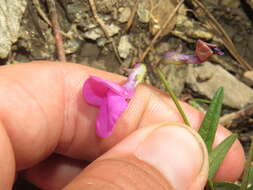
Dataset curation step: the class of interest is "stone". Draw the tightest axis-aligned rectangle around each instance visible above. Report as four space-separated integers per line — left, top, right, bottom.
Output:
83 28 103 40
187 62 253 109
158 64 188 96
137 0 150 23
0 0 27 58
118 7 131 23
106 23 120 37
243 71 253 86
83 24 120 40
174 15 214 41
149 0 178 35
137 0 178 36
221 0 240 8
118 35 133 59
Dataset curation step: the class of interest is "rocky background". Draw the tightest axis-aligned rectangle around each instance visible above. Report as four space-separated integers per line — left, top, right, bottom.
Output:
0 0 252 189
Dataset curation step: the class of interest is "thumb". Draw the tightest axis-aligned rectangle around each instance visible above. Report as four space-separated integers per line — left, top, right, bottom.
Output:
64 123 208 190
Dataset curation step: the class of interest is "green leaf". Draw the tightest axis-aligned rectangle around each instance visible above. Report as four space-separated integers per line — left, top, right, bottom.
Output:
213 182 240 190
198 87 224 153
248 166 253 186
240 138 253 190
209 134 237 179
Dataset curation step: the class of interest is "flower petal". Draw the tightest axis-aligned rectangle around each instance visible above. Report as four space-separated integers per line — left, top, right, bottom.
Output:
163 52 201 64
195 40 213 62
96 91 128 138
96 99 109 137
83 76 125 106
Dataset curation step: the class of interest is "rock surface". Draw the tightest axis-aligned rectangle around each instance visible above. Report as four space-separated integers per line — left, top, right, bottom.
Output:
84 24 120 40
118 7 131 23
0 0 27 58
187 62 253 109
118 35 133 59
243 71 253 86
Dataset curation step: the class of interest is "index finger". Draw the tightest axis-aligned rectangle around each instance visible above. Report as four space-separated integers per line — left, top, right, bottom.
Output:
0 61 244 184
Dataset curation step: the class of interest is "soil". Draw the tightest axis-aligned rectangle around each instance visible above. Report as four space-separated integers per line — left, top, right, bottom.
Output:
2 0 252 189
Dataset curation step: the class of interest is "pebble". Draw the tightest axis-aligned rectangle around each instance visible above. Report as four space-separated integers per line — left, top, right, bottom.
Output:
118 35 133 59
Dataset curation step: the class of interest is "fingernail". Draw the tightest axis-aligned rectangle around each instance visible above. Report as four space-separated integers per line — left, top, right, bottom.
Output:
134 124 207 190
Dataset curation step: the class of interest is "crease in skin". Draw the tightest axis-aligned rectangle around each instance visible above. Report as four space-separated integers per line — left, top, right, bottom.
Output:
55 65 92 156
0 75 49 169
74 157 173 190
134 85 159 129
55 65 71 154
67 177 123 190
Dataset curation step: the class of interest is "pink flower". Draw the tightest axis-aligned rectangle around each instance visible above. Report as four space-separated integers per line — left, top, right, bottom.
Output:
83 64 147 138
163 40 224 65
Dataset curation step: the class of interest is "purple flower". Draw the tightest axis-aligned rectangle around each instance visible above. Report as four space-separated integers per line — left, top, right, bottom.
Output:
83 64 147 138
163 40 224 65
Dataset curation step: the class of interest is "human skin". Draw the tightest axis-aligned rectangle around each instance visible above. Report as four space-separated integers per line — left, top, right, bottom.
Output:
0 61 245 189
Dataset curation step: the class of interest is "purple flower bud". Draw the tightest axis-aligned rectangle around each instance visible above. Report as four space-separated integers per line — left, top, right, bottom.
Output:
163 40 224 65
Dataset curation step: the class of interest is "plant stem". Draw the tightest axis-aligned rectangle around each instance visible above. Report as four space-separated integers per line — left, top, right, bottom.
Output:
156 68 191 126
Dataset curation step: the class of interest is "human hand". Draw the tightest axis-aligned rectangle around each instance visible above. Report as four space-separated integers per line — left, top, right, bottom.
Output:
0 61 244 190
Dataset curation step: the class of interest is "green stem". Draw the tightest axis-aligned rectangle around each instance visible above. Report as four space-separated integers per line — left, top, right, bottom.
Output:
156 68 191 127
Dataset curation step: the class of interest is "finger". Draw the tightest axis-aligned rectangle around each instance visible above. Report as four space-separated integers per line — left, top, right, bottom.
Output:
0 122 15 189
0 61 244 183
64 123 208 190
21 154 87 190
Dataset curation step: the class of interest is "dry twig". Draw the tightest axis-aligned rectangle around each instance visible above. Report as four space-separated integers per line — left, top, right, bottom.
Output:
220 104 253 127
140 0 184 62
32 0 52 26
46 0 66 62
125 0 139 31
88 0 123 65
32 0 71 38
192 0 252 71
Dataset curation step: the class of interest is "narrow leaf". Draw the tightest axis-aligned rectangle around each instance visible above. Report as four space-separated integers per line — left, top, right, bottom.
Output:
214 182 240 190
198 87 224 152
240 138 253 190
209 134 237 179
248 166 253 186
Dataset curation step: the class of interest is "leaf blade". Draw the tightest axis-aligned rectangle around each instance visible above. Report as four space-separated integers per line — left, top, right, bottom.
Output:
198 87 224 152
209 134 238 179
240 138 253 190
214 182 240 190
